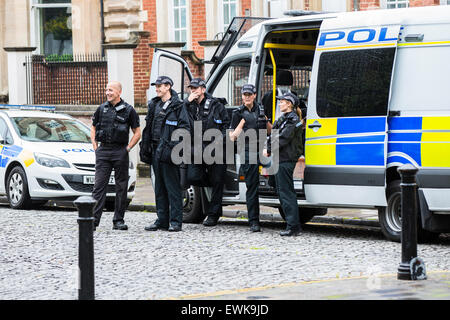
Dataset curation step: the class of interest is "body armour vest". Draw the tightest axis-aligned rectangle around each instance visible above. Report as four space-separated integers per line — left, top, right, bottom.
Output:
95 102 131 145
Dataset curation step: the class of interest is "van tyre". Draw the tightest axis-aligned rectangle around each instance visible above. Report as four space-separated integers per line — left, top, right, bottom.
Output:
379 180 440 243
182 186 204 223
278 207 327 224
7 166 32 210
104 199 131 211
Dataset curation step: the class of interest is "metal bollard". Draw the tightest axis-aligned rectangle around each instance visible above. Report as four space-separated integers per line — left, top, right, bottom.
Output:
74 196 97 300
397 164 426 281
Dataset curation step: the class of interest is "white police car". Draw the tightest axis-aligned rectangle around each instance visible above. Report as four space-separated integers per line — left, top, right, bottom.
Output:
0 109 136 209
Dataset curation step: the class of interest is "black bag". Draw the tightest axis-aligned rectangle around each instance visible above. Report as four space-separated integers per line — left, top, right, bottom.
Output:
186 164 209 187
139 141 152 164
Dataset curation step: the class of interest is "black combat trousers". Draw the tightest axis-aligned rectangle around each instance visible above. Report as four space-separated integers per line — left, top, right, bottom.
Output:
152 146 183 228
241 162 260 225
205 163 226 218
275 161 300 231
92 144 129 225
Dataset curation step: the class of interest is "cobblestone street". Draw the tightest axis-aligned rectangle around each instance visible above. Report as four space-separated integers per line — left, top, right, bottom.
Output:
1 207 449 300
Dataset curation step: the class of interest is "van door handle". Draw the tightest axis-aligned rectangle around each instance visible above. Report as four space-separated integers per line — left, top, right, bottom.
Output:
308 121 322 129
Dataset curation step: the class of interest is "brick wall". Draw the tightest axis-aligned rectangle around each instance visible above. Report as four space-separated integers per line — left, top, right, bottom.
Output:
358 0 380 10
191 0 206 59
241 0 252 15
133 32 151 107
409 0 440 6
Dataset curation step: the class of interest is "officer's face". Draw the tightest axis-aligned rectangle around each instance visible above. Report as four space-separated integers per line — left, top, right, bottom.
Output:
190 86 206 101
279 99 293 113
242 93 256 107
155 84 171 98
106 83 121 104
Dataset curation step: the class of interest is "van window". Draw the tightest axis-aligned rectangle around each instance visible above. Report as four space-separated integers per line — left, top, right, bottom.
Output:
210 59 250 109
317 48 396 118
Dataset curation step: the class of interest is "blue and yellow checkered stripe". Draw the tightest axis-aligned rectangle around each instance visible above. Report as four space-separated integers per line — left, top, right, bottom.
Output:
305 117 386 166
0 145 35 168
388 117 450 168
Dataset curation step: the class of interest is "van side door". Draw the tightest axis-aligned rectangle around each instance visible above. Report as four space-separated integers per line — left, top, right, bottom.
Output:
305 24 401 207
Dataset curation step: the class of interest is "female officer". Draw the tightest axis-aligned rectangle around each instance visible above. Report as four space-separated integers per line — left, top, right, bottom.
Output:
263 92 303 236
229 84 270 232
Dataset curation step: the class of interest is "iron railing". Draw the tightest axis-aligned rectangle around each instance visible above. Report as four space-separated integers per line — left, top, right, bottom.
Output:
25 53 108 105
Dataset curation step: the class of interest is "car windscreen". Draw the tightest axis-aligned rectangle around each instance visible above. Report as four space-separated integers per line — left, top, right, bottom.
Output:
11 117 91 143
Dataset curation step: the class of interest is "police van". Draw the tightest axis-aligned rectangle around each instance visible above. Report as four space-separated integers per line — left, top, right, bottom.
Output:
148 5 450 242
0 108 136 209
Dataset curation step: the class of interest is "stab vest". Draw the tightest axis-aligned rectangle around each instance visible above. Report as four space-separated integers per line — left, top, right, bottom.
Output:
95 101 131 145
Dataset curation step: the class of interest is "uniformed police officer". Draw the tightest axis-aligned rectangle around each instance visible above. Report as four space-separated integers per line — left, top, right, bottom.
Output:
264 92 303 236
142 76 190 232
184 78 230 226
229 84 270 232
91 81 141 231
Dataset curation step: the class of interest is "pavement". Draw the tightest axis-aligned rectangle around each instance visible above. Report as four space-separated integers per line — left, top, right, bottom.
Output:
129 175 380 228
124 176 450 301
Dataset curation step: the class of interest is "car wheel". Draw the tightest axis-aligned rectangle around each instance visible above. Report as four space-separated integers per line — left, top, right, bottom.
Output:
182 186 204 223
7 166 32 209
278 207 326 224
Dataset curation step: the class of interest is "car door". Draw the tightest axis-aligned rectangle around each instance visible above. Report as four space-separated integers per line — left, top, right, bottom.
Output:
304 23 402 206
147 48 193 101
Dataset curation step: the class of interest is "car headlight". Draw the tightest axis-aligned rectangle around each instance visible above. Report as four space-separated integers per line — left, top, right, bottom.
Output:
34 152 70 168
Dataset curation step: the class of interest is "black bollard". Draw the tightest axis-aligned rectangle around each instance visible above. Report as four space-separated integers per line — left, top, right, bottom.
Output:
74 196 97 300
397 164 426 280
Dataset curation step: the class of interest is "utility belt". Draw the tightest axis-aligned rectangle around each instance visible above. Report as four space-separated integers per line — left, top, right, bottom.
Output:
99 142 126 148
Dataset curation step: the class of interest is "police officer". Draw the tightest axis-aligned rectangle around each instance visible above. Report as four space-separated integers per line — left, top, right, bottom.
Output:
142 76 190 232
263 92 303 236
91 81 141 231
184 78 230 227
229 84 270 232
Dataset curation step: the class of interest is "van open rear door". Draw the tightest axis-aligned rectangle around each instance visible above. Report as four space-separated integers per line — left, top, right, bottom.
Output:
305 21 401 207
147 49 193 101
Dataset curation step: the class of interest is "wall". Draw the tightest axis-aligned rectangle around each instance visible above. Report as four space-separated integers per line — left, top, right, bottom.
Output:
71 0 102 55
0 0 7 101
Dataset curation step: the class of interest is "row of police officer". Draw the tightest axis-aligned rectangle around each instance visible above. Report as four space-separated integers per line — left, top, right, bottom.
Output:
91 78 304 236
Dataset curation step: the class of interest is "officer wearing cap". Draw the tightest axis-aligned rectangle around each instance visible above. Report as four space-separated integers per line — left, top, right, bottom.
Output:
229 84 270 232
140 76 190 232
184 78 230 226
263 92 303 236
91 81 141 231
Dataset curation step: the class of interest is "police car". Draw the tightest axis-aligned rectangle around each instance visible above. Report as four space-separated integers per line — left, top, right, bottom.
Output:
0 109 136 209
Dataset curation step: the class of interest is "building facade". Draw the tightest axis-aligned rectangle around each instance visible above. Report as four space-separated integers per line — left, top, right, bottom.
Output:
0 0 448 105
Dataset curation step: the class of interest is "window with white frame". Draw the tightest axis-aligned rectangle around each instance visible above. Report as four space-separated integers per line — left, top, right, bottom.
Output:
30 0 72 56
221 0 238 32
382 0 409 9
440 0 450 5
172 0 188 45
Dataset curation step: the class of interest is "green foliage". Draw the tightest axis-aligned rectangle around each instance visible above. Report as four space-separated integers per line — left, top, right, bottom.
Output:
45 54 73 62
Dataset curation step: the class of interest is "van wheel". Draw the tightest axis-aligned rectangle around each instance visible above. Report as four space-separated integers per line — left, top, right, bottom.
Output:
182 186 204 223
7 166 32 210
379 180 440 243
278 207 326 224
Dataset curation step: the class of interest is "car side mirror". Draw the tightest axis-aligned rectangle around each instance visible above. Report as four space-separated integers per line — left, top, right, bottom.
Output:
0 133 4 144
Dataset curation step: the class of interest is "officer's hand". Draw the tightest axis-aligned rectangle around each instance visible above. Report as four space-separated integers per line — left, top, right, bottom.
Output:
188 92 200 103
263 149 270 157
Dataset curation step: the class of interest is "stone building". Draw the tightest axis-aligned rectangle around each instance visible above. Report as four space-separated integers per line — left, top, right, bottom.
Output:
1 0 448 106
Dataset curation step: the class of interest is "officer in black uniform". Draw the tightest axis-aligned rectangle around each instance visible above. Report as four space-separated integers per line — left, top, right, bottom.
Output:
141 76 190 232
91 81 141 231
229 84 270 232
264 92 303 236
184 78 230 226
